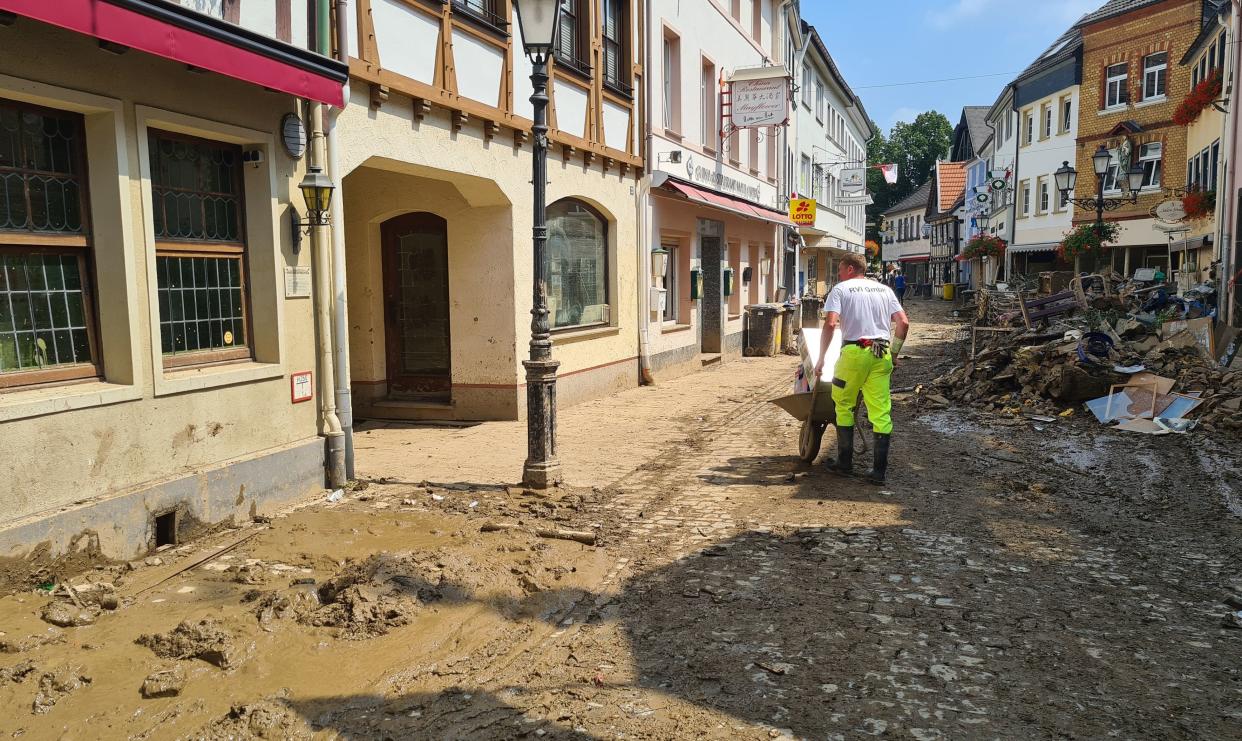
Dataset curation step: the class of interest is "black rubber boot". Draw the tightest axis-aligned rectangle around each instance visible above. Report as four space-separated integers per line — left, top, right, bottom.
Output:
824 425 854 476
866 433 891 484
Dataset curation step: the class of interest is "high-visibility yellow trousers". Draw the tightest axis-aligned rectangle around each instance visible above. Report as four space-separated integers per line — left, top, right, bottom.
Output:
830 344 894 435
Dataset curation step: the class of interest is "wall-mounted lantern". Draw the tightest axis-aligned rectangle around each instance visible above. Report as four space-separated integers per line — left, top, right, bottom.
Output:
651 246 670 282
290 164 335 254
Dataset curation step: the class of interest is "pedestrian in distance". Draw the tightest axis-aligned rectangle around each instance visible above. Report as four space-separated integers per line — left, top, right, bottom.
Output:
893 270 906 306
812 253 910 484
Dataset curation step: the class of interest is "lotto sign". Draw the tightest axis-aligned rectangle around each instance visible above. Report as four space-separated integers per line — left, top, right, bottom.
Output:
290 371 313 403
789 198 816 226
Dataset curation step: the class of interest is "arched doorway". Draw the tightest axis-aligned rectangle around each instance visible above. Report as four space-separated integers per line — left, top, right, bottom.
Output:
381 212 450 400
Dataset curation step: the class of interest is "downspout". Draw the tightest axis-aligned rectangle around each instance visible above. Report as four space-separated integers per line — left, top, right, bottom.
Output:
790 6 810 300
636 0 654 384
312 0 346 489
328 0 355 478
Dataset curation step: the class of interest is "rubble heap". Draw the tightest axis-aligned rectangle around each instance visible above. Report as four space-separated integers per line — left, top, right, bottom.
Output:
932 315 1242 433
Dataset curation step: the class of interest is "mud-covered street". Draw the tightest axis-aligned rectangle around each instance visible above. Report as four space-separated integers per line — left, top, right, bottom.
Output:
2 301 1240 740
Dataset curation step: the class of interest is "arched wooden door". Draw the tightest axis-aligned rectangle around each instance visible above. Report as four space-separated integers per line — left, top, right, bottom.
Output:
381 212 450 399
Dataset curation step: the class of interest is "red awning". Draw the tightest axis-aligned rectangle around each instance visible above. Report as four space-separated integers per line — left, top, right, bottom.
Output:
1 0 346 106
661 179 795 228
900 255 930 263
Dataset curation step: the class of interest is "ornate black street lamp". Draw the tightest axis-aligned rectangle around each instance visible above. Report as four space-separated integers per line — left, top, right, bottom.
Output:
1055 144 1144 234
513 0 563 489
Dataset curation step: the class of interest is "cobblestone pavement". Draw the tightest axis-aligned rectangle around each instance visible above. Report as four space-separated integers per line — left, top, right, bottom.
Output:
307 301 1242 740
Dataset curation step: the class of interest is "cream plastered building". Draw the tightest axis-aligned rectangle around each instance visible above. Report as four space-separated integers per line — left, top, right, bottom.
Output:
793 22 874 300
0 2 347 566
1177 4 1230 289
1010 25 1082 277
644 0 793 376
337 0 642 420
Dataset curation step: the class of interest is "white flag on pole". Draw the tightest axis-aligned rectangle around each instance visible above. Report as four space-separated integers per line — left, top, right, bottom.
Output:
880 164 898 185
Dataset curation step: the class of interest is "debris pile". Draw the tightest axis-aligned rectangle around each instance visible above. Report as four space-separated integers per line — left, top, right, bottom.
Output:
136 618 244 669
185 701 313 740
933 312 1242 433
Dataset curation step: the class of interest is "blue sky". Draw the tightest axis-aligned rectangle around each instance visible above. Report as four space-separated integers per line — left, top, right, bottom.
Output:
802 0 1105 136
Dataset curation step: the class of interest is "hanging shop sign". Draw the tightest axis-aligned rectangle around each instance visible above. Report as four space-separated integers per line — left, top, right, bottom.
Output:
727 66 791 128
789 198 817 226
1152 199 1187 224
836 193 873 207
840 167 866 193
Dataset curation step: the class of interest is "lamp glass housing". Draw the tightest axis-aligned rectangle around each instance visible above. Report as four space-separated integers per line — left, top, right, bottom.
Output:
1054 161 1076 194
760 258 772 275
650 247 670 280
1092 145 1112 177
513 0 562 59
1126 165 1145 193
299 165 335 220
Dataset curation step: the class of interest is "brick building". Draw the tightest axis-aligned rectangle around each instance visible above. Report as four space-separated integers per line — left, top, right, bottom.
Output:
1075 0 1204 274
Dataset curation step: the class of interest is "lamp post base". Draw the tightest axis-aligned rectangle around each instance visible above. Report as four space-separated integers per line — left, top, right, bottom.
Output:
522 357 562 489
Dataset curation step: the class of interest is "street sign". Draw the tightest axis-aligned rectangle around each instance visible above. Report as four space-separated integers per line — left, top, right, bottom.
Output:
789 198 816 226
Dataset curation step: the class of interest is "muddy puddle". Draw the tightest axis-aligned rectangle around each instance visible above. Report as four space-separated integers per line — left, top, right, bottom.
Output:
0 488 612 738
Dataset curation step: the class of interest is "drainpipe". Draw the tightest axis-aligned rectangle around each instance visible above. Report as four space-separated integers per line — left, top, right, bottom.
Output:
636 0 655 384
312 0 346 489
327 0 355 478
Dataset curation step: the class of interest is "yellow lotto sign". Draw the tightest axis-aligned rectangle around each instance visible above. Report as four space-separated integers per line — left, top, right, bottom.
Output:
790 198 816 226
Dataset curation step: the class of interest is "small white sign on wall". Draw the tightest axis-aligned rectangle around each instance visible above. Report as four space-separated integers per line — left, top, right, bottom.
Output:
290 371 313 403
284 266 312 298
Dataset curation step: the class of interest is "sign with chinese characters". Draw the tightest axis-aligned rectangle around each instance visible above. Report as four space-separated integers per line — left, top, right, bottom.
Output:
789 198 816 226
290 371 313 403
729 77 789 128
840 168 866 193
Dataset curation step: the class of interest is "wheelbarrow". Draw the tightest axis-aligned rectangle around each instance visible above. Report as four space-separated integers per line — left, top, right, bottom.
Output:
769 331 840 462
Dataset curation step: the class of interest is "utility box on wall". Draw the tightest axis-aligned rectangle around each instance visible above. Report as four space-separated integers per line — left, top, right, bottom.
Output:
690 269 703 300
723 267 735 297
649 287 667 315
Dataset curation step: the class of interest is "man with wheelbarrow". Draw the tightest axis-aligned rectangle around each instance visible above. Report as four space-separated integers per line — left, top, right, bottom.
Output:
812 254 910 484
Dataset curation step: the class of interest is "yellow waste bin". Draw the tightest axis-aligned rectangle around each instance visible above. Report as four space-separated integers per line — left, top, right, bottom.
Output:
943 283 955 301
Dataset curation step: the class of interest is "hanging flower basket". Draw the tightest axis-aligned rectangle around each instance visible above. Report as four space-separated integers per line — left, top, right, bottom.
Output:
1173 68 1223 126
1182 187 1216 220
961 234 1006 260
1057 222 1119 262
865 239 880 256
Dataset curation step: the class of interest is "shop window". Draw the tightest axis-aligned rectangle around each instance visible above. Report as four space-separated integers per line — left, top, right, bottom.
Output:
602 0 630 96
661 241 678 322
1105 63 1129 109
148 129 250 367
1142 52 1167 100
555 0 591 77
0 98 99 388
547 199 608 330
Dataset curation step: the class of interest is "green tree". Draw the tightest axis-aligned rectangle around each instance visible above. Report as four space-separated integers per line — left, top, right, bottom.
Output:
865 110 953 241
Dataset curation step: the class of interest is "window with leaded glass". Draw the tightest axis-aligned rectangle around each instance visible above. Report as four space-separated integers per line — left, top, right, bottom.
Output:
602 0 630 96
547 199 609 330
0 97 99 388
148 129 250 367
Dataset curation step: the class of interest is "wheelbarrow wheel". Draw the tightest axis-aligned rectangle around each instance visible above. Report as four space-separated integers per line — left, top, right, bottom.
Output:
798 419 827 462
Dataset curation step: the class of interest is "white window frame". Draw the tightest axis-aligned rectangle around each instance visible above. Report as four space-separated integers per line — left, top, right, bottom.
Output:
1106 63 1129 109
1143 52 1167 100
1042 105 1052 139
662 35 678 131
1061 97 1072 133
1139 141 1161 189
1101 148 1121 193
1022 181 1031 215
1039 179 1050 213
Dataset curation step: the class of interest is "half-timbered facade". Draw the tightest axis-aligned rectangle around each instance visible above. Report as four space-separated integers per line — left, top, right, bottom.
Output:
338 0 644 420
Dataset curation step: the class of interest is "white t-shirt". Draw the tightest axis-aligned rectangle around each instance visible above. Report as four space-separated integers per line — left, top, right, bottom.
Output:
822 278 903 341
